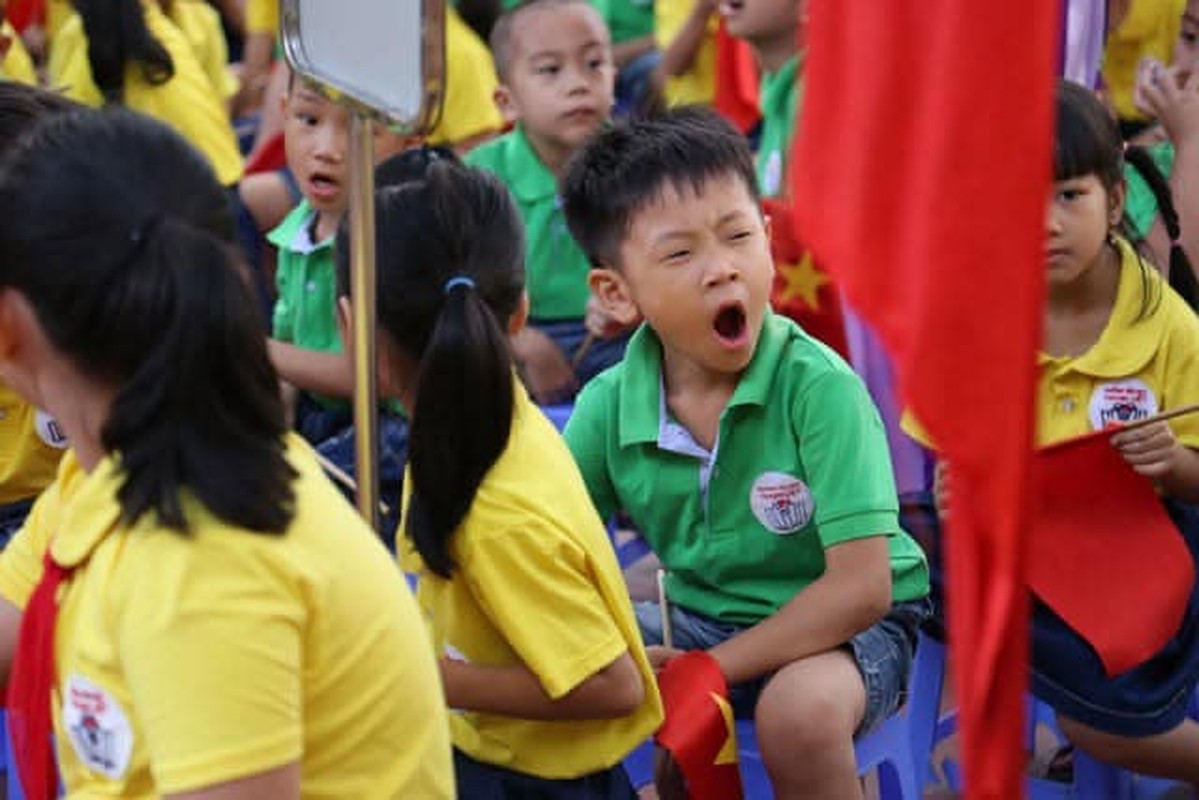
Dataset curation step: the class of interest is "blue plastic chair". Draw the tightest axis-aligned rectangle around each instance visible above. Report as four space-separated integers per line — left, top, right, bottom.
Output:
540 403 574 433
624 632 945 799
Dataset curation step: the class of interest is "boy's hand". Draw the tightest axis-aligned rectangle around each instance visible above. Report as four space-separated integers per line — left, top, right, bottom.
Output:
1111 421 1182 479
1135 60 1199 145
933 460 950 521
585 295 640 340
512 327 578 404
645 645 684 673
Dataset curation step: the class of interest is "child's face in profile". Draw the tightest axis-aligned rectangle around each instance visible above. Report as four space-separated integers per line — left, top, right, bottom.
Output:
720 0 801 46
497 3 615 157
1044 173 1123 289
1176 1 1199 81
613 172 773 377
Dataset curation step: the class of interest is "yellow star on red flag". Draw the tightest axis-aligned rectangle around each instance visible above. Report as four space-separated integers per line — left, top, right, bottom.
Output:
710 691 739 766
776 252 830 310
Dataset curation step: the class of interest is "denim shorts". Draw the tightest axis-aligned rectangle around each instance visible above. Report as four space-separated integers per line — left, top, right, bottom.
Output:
0 498 34 551
635 597 932 737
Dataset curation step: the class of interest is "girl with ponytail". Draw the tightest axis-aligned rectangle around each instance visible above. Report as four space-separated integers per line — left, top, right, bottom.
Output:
339 160 661 798
0 109 452 799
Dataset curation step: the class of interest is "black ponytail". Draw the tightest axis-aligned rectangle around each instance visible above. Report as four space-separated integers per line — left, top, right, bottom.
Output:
74 0 175 104
0 109 295 534
337 161 525 578
1124 144 1199 311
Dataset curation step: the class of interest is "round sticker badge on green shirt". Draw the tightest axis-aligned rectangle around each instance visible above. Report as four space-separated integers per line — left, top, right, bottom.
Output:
749 471 814 535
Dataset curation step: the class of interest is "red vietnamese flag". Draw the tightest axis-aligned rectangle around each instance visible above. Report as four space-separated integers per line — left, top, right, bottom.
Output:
655 652 743 800
4 0 44 33
790 2 1056 797
714 22 760 133
1029 428 1194 677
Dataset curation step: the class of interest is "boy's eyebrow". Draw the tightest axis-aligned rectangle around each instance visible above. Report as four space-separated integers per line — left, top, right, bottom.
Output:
647 211 752 246
1185 11 1199 26
526 38 606 61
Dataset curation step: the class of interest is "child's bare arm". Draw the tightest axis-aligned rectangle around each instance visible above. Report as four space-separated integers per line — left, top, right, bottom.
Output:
657 0 717 80
1111 423 1199 503
706 536 893 685
439 650 645 720
267 340 355 398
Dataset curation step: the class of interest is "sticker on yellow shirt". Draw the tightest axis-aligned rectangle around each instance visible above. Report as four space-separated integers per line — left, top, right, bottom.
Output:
34 410 69 449
1089 379 1158 429
750 471 814 535
64 674 134 780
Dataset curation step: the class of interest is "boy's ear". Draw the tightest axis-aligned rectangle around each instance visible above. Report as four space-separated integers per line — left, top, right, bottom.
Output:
588 267 640 326
493 85 519 124
508 291 530 336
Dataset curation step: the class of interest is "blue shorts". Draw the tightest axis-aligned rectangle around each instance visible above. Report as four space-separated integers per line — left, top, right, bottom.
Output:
0 498 34 551
634 598 932 737
452 749 637 800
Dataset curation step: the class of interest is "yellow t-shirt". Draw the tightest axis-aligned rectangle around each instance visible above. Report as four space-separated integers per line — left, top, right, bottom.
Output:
168 0 239 100
46 0 75 42
0 436 454 798
1103 0 1186 121
904 240 1199 450
425 7 503 148
654 0 717 107
47 1 243 185
1 22 38 85
0 384 68 506
400 385 663 779
245 0 280 35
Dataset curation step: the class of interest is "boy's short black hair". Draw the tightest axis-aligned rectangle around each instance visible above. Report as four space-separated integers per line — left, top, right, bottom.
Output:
489 0 595 81
560 105 760 269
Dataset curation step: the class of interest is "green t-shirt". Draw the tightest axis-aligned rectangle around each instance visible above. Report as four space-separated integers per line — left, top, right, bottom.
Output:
755 55 801 199
565 313 930 624
592 0 654 44
268 200 345 409
1124 140 1175 241
465 126 592 321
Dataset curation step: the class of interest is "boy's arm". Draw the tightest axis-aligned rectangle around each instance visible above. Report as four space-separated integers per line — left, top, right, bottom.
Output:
563 379 621 522
707 536 892 684
267 340 355 399
613 36 657 69
656 0 716 79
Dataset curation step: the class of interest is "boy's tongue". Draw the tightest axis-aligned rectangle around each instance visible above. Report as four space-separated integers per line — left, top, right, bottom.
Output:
713 305 747 343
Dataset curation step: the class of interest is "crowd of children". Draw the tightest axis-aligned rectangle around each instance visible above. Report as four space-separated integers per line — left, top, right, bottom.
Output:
0 0 1196 797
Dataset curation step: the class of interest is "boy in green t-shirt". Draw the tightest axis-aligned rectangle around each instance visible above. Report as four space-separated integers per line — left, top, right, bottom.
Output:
723 0 804 197
267 76 413 536
467 0 633 404
561 107 930 799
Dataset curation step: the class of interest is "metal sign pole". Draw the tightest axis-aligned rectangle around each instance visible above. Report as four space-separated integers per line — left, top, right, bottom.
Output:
348 112 379 530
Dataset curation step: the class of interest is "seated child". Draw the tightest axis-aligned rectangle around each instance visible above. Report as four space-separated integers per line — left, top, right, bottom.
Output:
911 81 1199 786
560 106 931 799
467 0 632 404
341 159 662 797
267 75 412 537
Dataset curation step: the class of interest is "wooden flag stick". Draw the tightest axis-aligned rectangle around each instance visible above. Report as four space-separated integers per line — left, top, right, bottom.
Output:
1116 403 1199 433
571 331 597 370
313 451 393 517
657 568 674 649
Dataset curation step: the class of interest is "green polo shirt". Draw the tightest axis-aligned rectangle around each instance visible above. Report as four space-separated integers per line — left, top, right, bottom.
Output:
465 126 592 321
268 200 345 410
565 313 929 625
1125 140 1175 241
755 55 801 199
593 0 654 45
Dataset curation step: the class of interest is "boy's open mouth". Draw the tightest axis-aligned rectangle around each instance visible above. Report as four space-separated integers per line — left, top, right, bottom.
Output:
713 303 747 344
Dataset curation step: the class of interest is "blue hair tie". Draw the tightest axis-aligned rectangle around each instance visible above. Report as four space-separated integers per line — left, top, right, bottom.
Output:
443 276 476 295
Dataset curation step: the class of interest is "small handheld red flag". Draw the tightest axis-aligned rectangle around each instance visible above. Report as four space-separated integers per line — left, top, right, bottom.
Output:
713 22 760 134
654 651 743 800
1028 428 1194 676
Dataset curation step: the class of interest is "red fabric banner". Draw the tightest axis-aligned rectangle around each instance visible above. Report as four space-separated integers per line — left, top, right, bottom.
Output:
790 2 1057 797
655 651 743 800
713 22 760 134
4 0 44 33
1029 429 1194 676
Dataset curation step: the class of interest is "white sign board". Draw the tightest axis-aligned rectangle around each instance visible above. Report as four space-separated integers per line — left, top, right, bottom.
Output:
280 0 444 133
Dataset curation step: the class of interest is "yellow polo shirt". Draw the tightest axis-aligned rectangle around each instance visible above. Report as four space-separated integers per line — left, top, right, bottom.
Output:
168 0 239 100
0 385 67 506
425 7 503 148
47 1 243 185
1 22 38 85
654 0 717 107
905 239 1199 450
1103 0 1186 122
400 384 663 779
0 436 453 798
245 0 279 35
